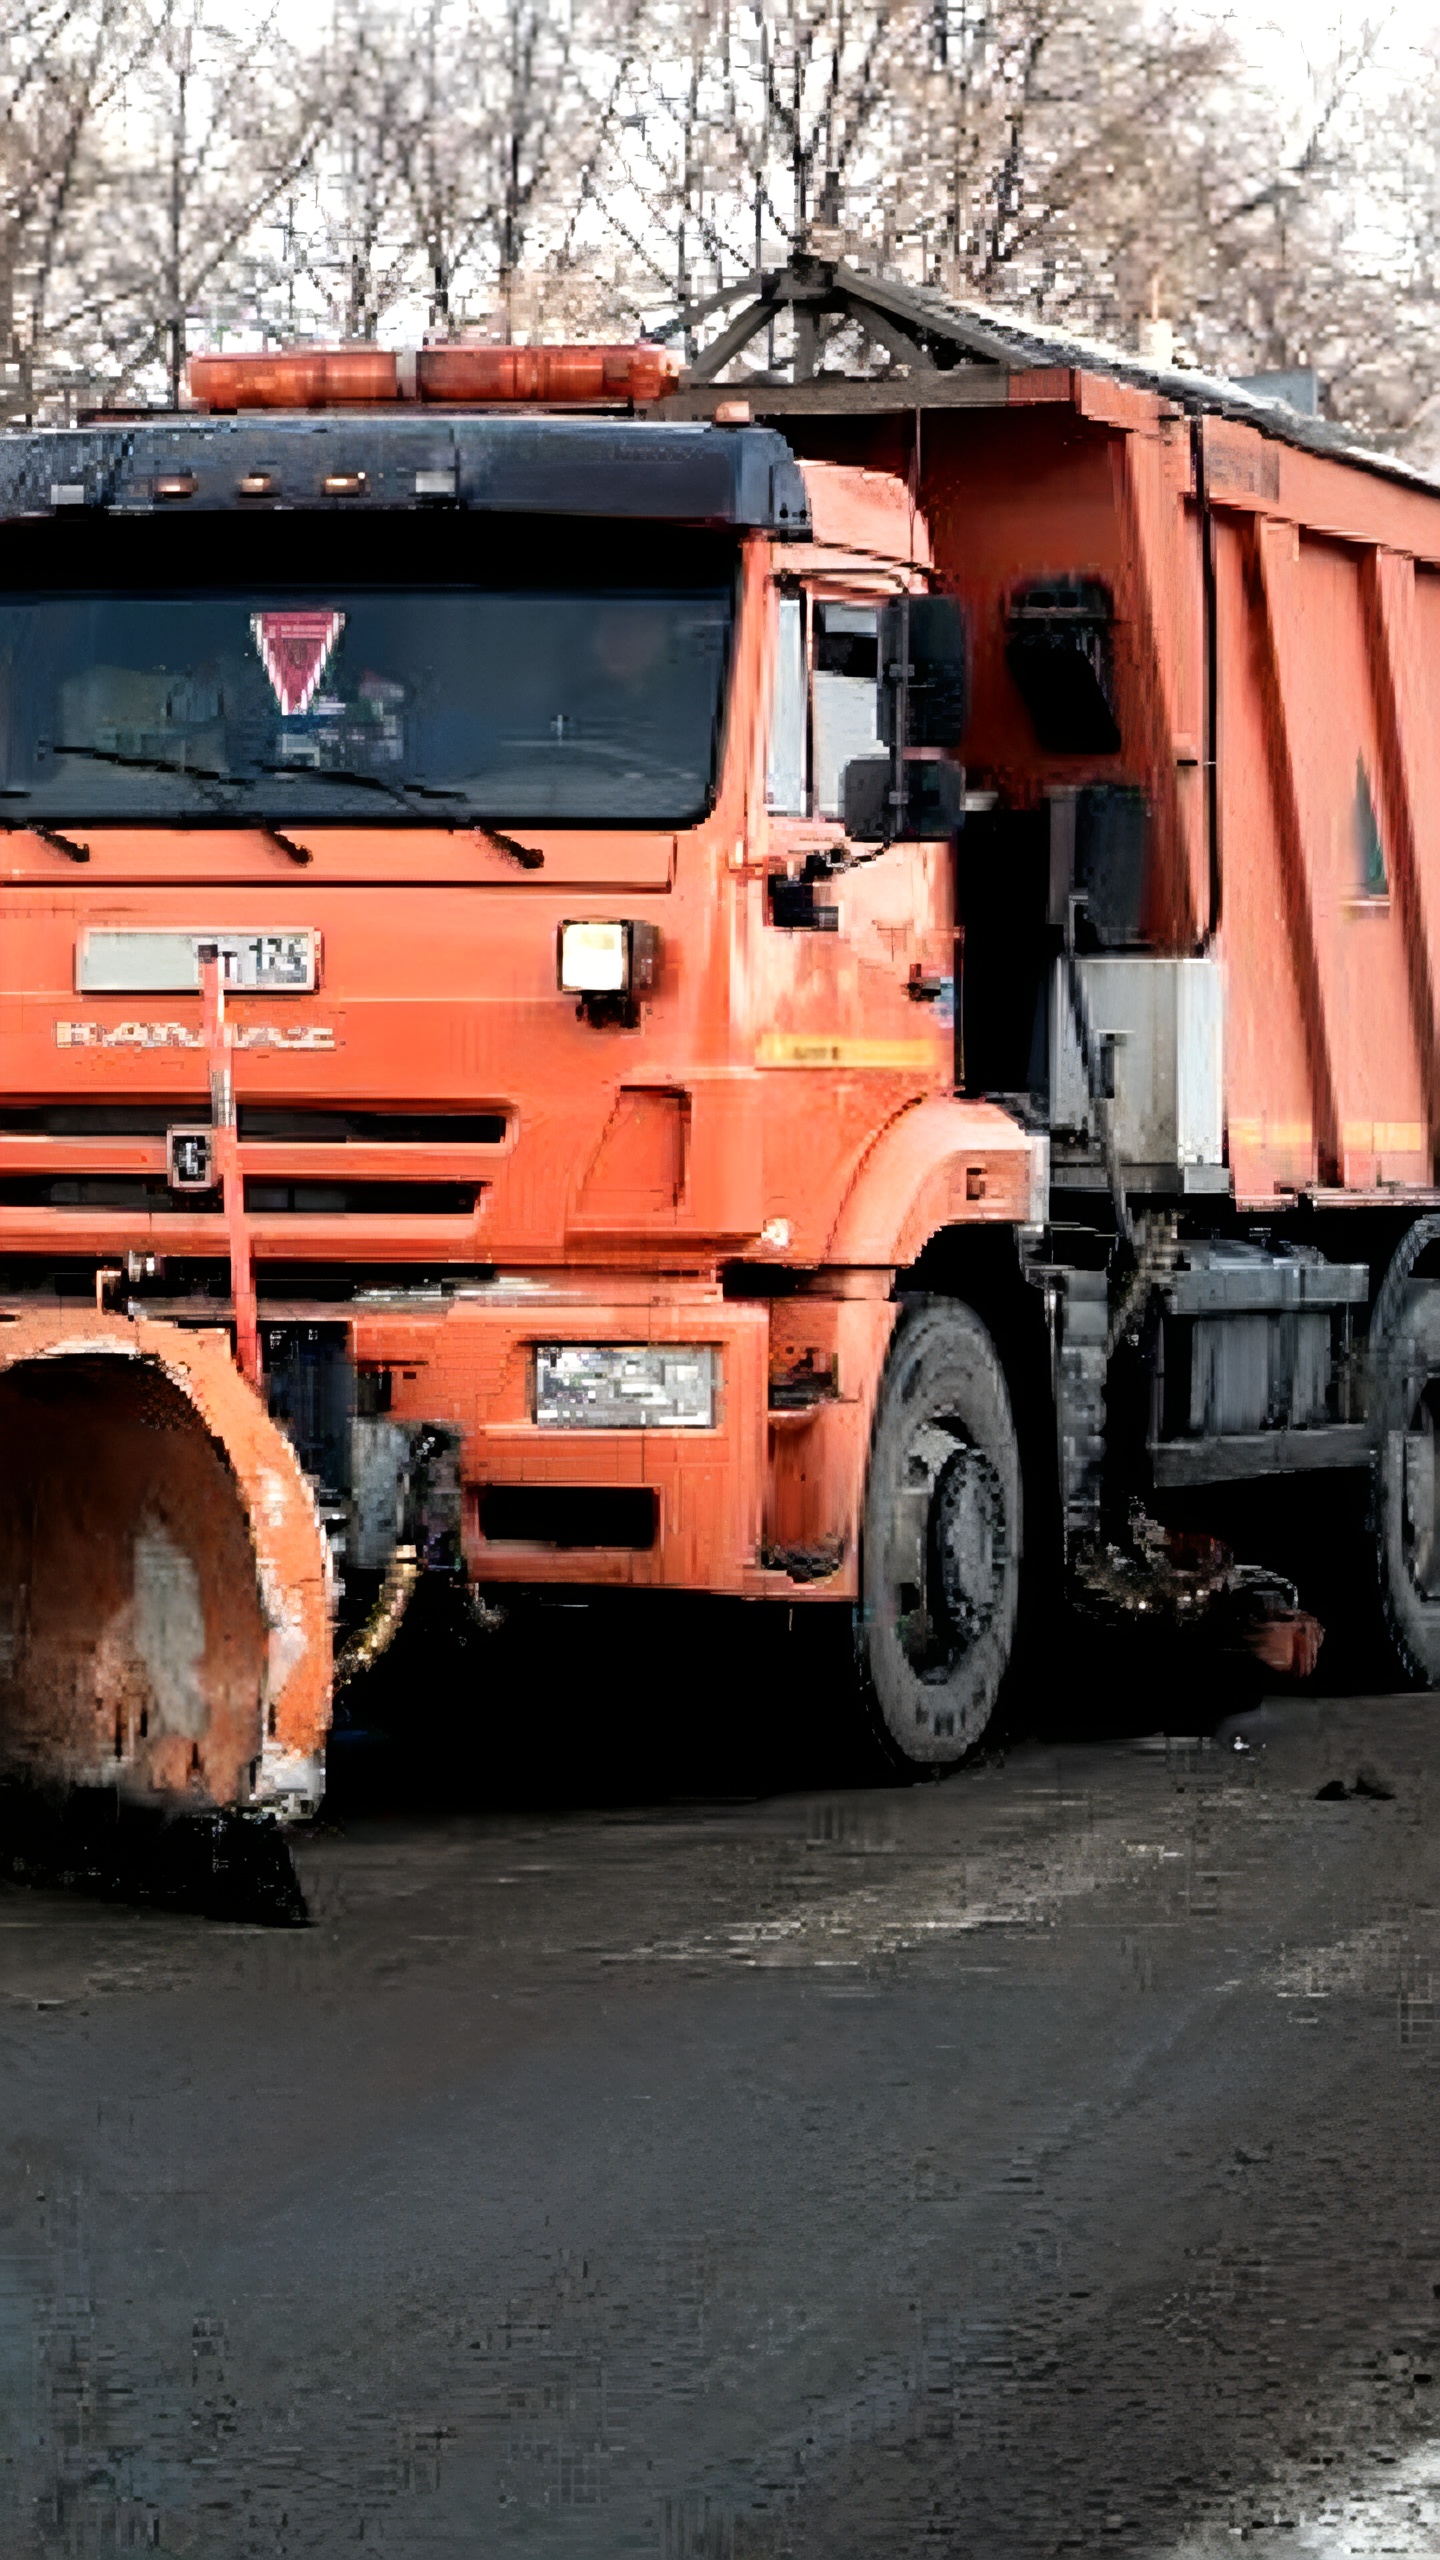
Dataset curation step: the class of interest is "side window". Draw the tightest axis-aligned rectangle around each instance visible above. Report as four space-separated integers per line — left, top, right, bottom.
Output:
1354 757 1387 898
766 592 807 817
811 602 881 820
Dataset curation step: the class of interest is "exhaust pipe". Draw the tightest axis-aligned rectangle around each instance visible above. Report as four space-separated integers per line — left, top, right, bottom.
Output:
0 1310 332 1820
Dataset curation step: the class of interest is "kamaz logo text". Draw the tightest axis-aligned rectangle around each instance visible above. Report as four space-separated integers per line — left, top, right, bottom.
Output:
55 1019 337 1051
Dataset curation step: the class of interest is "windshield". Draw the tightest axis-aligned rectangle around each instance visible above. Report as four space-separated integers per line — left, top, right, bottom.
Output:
0 514 737 827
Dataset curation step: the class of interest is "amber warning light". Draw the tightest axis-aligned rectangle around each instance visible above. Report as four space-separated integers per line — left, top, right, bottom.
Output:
188 342 681 412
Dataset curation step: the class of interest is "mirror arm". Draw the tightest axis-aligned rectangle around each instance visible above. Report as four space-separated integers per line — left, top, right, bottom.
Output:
887 587 912 844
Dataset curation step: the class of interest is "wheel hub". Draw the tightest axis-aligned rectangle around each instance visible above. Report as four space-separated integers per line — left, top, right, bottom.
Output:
935 1444 1007 1645
891 1422 1007 1675
1402 1386 1440 1601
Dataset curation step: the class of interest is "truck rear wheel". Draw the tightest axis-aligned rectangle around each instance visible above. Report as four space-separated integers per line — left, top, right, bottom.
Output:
1374 1281 1440 1685
857 1297 1022 1769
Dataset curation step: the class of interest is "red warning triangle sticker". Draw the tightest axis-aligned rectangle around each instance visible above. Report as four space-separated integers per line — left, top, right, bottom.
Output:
251 609 345 716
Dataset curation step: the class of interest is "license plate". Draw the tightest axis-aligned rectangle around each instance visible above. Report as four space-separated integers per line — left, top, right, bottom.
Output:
76 928 318 995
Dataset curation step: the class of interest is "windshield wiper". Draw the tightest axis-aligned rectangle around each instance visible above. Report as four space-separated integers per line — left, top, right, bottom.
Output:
262 824 312 866
468 823 544 870
254 762 544 866
54 747 310 863
40 746 542 869
52 741 234 819
55 742 229 787
254 760 461 811
1 818 89 863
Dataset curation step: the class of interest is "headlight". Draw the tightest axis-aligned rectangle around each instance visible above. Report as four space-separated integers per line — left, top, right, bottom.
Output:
558 919 658 996
534 1344 716 1429
559 920 627 993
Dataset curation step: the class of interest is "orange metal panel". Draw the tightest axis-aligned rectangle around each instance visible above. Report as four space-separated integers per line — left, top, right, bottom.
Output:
0 1207 485 1261
825 1096 1040 1268
1244 517 1342 1186
1006 368 1077 408
364 1293 771 1595
0 825 677 889
1363 549 1440 1170
1199 410 1440 564
801 460 931 564
918 406 1137 816
1209 517 1318 1198
1107 416 1205 945
761 1293 897 1586
1248 519 1429 1190
1073 372 1164 434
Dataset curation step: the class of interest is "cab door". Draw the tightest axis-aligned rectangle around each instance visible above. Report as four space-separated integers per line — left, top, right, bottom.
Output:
757 576 956 1079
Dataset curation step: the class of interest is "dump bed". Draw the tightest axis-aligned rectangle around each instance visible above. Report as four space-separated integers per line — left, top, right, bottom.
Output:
667 328 1440 1208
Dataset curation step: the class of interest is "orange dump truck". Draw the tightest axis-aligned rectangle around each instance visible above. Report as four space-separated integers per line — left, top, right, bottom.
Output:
5 272 1440 1816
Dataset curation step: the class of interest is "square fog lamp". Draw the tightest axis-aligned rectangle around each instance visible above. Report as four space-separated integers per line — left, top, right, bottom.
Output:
558 919 658 997
559 920 628 994
534 1344 716 1430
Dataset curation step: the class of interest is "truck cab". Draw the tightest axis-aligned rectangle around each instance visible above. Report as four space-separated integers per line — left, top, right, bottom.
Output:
0 372 1042 1812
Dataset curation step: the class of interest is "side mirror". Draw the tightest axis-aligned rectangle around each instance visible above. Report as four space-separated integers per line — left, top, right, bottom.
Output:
878 595 969 751
843 754 964 843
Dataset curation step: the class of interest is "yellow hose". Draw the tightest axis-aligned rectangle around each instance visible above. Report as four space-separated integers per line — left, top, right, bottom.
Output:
333 1543 421 1692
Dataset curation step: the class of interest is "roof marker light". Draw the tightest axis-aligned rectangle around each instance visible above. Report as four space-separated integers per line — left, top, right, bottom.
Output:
189 347 397 410
188 341 681 412
413 343 680 405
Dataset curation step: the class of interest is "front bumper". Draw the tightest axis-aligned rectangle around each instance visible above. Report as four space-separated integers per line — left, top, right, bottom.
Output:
353 1283 772 1595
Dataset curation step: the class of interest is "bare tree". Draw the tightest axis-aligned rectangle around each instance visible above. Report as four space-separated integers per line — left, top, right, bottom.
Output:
584 0 1440 469
265 0 599 346
273 0 420 342
71 0 326 404
0 0 1434 466
888 0 1227 327
0 0 154 418
573 0 1230 368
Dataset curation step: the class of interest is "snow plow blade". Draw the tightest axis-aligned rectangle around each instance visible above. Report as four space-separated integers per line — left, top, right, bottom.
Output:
0 1313 332 1823
0 1782 312 1926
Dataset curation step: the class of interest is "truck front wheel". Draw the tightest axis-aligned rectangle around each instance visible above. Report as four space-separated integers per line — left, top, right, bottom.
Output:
857 1298 1023 1769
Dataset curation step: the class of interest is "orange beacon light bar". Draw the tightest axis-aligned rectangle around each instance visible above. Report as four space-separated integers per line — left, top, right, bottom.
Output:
187 341 682 412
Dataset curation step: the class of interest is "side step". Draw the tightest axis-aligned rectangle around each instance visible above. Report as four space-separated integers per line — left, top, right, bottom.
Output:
1151 1424 1371 1486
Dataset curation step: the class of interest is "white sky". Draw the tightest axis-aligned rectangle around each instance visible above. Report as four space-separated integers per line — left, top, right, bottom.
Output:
1199 0 1434 88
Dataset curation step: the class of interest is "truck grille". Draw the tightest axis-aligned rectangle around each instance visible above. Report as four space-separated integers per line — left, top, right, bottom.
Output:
0 1103 508 1145
0 1175 481 1215
477 1486 659 1550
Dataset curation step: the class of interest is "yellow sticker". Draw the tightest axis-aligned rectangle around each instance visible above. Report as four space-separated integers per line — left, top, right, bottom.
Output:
1228 1118 1313 1150
55 1018 337 1051
1342 1121 1426 1154
757 1033 941 1070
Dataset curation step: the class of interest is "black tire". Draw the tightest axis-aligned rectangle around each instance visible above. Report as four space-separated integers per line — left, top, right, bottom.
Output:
856 1296 1023 1769
1374 1279 1440 1685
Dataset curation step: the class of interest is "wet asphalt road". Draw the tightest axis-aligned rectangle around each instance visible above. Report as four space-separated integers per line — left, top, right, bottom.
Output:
5 1636 1440 2559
